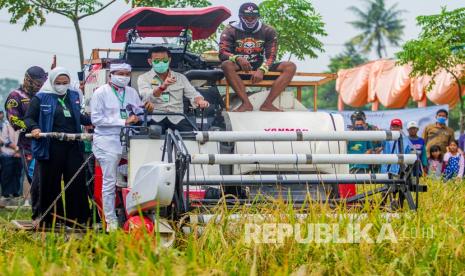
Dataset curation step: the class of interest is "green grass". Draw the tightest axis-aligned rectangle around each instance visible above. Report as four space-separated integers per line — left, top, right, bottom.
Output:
0 179 464 275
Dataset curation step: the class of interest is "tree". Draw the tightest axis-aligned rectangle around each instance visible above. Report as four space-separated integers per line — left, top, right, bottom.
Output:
188 24 224 54
328 43 368 73
348 0 405 59
0 0 210 68
303 43 368 109
397 7 465 132
0 0 117 68
259 0 326 60
129 0 209 8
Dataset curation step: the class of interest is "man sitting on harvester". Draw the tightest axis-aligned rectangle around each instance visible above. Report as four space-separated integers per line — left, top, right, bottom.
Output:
138 46 210 132
219 2 296 112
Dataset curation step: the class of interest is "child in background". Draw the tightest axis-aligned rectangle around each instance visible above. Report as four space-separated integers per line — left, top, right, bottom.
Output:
427 145 444 178
443 140 464 180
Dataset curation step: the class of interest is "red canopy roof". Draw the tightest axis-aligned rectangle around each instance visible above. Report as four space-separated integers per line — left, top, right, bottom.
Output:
111 6 231 43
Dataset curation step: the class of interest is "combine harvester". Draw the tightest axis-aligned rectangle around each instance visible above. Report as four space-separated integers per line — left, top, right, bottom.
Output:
13 7 426 246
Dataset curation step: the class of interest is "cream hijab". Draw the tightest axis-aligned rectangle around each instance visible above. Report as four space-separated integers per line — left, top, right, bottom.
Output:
39 67 71 95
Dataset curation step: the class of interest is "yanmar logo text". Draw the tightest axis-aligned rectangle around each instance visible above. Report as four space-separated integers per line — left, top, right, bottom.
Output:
264 128 309 132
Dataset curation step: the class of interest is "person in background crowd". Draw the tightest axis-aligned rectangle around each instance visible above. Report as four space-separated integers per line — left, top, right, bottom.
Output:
347 116 373 174
0 111 5 132
0 111 3 196
219 2 296 112
423 109 454 157
91 63 143 232
349 110 379 131
458 132 465 152
443 140 464 181
427 145 444 179
349 110 383 172
0 120 22 205
380 119 413 175
5 66 48 216
407 121 428 174
25 67 92 227
138 46 209 132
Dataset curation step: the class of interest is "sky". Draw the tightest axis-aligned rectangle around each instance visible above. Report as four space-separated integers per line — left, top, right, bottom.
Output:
0 0 462 82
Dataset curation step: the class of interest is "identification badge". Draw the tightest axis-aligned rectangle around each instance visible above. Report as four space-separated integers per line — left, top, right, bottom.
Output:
63 109 71 118
161 92 170 103
120 109 128 119
151 79 160 87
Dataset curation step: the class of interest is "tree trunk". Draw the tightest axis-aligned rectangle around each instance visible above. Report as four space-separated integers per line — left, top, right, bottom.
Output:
287 53 293 62
376 45 382 59
376 33 383 59
72 19 85 68
458 81 464 134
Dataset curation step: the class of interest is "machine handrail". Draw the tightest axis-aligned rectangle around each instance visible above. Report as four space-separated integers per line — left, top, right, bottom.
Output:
216 71 337 111
189 153 417 165
25 132 93 141
195 130 401 142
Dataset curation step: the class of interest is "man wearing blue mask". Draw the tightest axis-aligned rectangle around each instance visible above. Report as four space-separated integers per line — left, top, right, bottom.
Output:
138 46 209 132
423 109 454 157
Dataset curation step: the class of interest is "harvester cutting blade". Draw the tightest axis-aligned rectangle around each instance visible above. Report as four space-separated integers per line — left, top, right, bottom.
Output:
154 218 176 248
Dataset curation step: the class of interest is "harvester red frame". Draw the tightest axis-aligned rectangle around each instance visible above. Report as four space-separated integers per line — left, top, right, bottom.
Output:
111 6 231 43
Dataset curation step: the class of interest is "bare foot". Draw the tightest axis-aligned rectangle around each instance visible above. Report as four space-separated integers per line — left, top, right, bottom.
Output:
233 103 254 112
259 104 283 112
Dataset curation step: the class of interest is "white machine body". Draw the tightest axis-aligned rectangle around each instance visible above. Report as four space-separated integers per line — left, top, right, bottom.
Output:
128 111 348 188
125 162 176 216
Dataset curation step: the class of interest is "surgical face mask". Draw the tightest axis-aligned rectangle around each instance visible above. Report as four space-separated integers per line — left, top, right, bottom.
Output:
437 117 447 125
111 74 130 88
152 60 170 74
53 84 69 95
354 125 365 131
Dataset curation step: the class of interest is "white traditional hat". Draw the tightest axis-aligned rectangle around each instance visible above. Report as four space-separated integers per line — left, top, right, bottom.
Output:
110 63 132 72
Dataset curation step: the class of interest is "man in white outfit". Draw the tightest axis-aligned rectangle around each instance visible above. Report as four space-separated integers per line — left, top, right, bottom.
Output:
91 63 142 231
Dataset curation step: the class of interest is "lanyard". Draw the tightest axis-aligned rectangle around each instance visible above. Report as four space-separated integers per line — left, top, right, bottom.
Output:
57 94 68 110
111 85 126 108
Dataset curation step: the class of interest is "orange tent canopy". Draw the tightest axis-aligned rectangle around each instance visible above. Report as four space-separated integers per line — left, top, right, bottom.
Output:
336 59 465 110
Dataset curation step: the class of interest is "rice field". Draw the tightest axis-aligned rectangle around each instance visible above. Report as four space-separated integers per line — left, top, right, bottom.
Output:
0 178 464 275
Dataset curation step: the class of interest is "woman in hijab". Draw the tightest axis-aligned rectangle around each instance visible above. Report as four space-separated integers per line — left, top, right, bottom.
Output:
24 67 92 227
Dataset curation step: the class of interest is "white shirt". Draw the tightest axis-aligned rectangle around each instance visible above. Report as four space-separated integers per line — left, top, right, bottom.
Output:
1 121 19 156
91 84 142 154
137 70 202 124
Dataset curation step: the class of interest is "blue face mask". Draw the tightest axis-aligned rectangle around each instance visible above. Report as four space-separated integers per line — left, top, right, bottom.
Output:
437 117 447 125
354 125 365 130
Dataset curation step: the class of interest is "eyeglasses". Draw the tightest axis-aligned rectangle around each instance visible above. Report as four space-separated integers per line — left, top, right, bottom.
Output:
152 58 170 64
